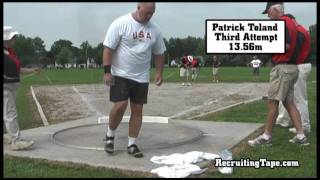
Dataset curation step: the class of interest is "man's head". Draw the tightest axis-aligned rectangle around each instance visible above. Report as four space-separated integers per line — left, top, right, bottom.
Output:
262 2 284 19
136 3 155 24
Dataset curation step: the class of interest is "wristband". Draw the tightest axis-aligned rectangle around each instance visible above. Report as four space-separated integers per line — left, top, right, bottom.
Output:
104 65 111 74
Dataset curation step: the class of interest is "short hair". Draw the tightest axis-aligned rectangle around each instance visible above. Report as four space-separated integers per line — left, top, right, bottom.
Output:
137 2 155 8
270 3 284 14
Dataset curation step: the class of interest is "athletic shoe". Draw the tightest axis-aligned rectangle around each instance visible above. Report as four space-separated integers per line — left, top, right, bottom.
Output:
182 83 185 86
187 82 192 86
289 128 311 134
289 135 310 146
248 135 272 147
104 136 114 154
10 138 34 150
127 144 143 158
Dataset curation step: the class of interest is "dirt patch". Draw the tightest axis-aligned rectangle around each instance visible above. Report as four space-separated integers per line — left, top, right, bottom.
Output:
223 94 248 102
33 85 96 124
31 83 269 124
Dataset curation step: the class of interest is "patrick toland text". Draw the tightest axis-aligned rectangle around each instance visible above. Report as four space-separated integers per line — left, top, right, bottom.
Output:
206 20 285 54
212 22 279 43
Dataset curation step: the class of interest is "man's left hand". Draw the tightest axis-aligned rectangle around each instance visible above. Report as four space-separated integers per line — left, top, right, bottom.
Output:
154 74 163 86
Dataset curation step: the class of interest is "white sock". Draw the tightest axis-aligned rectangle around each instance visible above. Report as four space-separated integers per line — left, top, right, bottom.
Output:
296 133 305 140
262 133 271 140
128 136 136 147
107 126 115 137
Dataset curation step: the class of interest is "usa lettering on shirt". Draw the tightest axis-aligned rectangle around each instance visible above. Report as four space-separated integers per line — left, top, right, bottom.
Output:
133 31 152 41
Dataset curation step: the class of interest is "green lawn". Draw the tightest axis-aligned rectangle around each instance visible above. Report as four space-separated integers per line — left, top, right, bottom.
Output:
3 155 156 178
204 81 317 178
156 66 272 83
4 66 317 178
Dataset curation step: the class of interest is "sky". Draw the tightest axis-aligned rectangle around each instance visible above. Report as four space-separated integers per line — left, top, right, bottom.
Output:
4 2 317 50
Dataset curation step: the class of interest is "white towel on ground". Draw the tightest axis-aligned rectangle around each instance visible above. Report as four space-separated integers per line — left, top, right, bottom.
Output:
150 151 233 178
151 164 201 178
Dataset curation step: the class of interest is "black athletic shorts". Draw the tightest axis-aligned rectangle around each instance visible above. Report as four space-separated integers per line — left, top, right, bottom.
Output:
110 76 149 104
253 67 260 75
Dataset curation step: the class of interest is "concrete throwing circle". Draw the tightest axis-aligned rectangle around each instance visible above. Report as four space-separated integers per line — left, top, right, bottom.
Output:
52 122 203 151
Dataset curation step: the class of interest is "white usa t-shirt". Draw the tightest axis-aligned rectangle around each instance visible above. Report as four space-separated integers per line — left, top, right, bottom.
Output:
250 59 262 68
103 13 166 83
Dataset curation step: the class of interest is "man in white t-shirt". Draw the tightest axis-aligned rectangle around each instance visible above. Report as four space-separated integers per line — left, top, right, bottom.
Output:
248 56 263 78
102 2 166 158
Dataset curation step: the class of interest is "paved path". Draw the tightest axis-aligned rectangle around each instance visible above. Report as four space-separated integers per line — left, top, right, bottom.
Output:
4 83 268 173
4 116 263 172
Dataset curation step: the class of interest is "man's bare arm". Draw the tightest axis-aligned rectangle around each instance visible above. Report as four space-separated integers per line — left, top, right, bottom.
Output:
154 54 165 86
103 47 113 85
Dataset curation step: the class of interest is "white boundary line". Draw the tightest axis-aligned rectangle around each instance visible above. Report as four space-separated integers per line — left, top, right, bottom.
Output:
189 96 262 119
169 85 262 120
97 115 168 124
44 73 52 84
30 86 49 126
72 86 104 117
168 104 204 120
21 73 35 80
168 96 262 120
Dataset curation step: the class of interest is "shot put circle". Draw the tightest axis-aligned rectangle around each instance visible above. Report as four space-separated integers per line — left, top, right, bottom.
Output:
52 122 203 151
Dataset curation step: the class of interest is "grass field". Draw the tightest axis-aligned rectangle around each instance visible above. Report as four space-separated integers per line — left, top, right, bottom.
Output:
4 66 317 178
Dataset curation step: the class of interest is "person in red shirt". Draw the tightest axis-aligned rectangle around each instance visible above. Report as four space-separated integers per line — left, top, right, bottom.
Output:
276 14 312 134
248 3 309 147
190 56 199 82
3 26 35 150
179 54 192 86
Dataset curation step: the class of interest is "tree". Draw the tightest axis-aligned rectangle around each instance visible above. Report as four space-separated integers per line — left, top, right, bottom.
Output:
70 46 80 65
46 51 55 65
92 42 104 66
32 36 47 67
79 41 92 65
182 36 199 55
195 38 205 56
12 34 35 66
163 38 170 65
56 47 74 67
50 39 73 62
